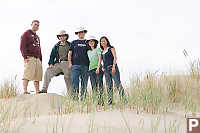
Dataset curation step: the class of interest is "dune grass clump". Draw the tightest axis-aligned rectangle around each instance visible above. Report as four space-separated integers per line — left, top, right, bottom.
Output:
43 50 200 116
53 63 200 116
0 76 18 99
127 72 166 114
127 61 200 115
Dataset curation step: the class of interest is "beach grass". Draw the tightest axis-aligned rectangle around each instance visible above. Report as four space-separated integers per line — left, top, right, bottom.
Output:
0 51 200 132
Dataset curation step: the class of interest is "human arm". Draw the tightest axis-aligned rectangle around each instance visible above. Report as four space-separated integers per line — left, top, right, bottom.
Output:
96 54 102 74
48 45 57 68
38 37 42 62
68 50 72 70
111 47 117 74
20 33 28 62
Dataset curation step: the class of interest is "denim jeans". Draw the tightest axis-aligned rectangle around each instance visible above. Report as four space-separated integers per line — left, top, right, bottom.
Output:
88 68 104 105
71 65 88 100
104 65 125 105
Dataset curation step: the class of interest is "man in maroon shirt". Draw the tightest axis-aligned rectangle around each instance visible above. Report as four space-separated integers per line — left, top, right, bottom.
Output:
20 20 43 94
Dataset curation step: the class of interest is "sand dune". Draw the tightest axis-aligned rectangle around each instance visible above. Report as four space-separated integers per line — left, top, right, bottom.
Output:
0 94 187 133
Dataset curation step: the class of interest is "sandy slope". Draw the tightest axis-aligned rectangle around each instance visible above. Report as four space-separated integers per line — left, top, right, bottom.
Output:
0 94 187 133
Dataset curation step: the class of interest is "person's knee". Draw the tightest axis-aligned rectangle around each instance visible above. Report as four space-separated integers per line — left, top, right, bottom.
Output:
71 72 80 80
64 75 71 80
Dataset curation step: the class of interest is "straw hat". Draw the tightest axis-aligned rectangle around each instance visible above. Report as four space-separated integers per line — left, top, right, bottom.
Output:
86 35 98 44
57 30 69 40
75 27 87 35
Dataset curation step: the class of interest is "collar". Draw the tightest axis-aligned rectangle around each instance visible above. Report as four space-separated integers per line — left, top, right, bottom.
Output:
102 47 109 55
56 41 69 46
28 29 36 35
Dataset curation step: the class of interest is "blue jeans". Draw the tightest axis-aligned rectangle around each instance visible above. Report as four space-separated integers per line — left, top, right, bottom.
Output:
88 68 104 104
104 65 125 105
71 65 88 100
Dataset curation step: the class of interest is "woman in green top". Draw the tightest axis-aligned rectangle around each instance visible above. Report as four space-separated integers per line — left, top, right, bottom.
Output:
87 35 104 105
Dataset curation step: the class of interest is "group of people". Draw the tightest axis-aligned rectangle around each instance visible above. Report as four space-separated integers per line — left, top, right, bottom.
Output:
20 20 126 105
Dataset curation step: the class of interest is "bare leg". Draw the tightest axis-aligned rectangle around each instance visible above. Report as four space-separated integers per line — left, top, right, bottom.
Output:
23 79 29 93
34 81 40 94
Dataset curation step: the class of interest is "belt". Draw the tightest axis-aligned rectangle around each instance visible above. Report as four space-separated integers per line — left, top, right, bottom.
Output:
27 56 39 59
58 59 68 62
107 65 113 69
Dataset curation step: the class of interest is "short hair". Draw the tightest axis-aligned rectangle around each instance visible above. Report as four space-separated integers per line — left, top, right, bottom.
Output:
100 36 111 50
32 20 40 24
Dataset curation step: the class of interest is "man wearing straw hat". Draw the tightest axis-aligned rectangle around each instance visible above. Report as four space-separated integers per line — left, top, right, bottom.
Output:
39 30 72 96
68 27 89 100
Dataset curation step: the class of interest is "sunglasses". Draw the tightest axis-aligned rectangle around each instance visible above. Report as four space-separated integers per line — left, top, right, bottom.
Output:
78 31 85 34
58 35 67 37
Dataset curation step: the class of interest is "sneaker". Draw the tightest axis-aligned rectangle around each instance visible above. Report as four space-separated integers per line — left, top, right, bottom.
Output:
38 89 47 94
24 92 30 95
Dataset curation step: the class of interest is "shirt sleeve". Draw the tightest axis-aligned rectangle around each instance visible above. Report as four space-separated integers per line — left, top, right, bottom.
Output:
39 49 42 62
20 32 28 60
38 37 42 62
97 48 102 55
48 46 56 65
69 41 74 51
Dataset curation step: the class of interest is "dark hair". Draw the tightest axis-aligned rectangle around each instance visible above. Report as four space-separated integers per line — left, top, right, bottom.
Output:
57 34 69 40
32 20 40 24
100 36 111 50
87 40 98 50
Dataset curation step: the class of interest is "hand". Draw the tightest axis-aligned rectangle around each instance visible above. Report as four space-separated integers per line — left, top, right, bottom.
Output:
112 66 116 74
24 59 29 63
102 67 105 72
48 64 53 69
68 63 72 70
114 87 118 93
96 68 100 74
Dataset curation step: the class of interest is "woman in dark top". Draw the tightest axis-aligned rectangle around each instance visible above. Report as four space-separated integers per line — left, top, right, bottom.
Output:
100 36 126 105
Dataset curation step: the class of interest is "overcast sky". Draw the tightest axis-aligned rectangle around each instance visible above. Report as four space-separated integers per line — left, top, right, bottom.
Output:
0 0 200 94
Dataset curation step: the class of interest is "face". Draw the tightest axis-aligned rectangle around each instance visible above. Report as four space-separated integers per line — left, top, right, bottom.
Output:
78 31 86 39
59 35 67 41
100 38 108 48
31 22 40 32
89 40 95 47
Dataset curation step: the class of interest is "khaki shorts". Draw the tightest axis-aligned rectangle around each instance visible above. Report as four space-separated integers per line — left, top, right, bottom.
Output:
23 56 43 81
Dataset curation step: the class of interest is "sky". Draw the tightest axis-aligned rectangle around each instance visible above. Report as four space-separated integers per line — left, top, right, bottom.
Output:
0 0 200 94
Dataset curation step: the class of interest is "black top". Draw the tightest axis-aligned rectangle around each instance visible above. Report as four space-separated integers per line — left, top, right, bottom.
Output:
102 46 115 68
69 39 89 66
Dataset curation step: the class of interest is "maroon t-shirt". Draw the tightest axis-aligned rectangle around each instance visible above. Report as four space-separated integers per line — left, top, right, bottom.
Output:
20 29 42 61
